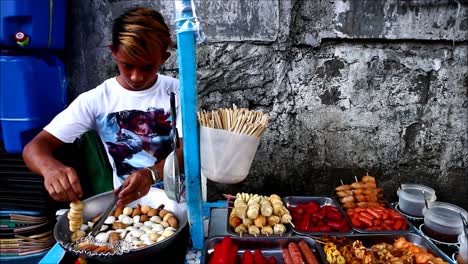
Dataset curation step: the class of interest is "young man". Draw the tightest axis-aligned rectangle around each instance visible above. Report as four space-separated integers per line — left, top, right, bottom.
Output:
22 7 183 207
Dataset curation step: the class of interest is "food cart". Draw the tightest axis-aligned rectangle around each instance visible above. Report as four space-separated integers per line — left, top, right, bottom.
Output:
37 1 467 264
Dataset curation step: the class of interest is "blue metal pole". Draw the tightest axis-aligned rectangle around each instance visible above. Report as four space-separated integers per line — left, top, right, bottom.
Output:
173 0 204 250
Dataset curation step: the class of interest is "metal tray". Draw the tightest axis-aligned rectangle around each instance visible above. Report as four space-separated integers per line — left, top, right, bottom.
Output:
226 207 292 237
284 196 354 236
350 202 413 234
320 233 453 264
203 236 327 264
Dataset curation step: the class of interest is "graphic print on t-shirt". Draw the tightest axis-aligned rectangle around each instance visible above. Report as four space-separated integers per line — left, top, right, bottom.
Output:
98 108 174 181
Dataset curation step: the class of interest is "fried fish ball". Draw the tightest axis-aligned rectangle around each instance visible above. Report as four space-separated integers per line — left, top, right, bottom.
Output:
267 215 280 226
269 194 282 202
248 225 260 236
281 213 292 224
260 202 273 217
247 205 259 220
273 223 286 235
234 225 247 235
260 225 273 235
247 196 261 206
234 203 248 219
234 198 247 208
254 215 266 228
242 217 253 226
272 204 285 216
229 214 241 228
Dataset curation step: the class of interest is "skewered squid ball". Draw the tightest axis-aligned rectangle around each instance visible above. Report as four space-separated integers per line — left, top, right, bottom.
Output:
273 223 286 235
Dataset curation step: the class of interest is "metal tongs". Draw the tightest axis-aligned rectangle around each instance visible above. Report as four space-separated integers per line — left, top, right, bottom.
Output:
163 92 183 203
89 187 121 237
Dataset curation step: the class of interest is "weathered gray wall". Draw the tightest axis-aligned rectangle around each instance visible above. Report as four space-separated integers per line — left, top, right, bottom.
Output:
65 0 468 209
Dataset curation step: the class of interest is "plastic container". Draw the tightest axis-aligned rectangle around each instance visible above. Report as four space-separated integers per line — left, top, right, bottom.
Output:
459 233 468 264
397 183 437 217
200 126 260 184
0 0 66 50
0 51 67 153
422 201 468 243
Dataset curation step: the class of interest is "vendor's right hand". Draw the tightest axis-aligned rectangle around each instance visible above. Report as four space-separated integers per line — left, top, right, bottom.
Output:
42 165 83 202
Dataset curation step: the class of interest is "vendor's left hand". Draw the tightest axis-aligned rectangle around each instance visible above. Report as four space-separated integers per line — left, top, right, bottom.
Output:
115 169 152 207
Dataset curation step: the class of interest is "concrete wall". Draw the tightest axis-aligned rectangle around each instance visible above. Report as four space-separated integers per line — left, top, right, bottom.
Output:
65 0 468 209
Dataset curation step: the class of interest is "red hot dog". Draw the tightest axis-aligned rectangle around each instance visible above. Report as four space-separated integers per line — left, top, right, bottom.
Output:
282 248 294 264
298 240 319 264
288 242 305 264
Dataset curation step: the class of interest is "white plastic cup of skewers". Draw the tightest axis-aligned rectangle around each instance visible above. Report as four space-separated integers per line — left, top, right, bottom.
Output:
199 126 260 184
397 183 436 217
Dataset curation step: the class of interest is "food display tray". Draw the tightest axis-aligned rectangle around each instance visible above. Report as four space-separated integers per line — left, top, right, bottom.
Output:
226 207 292 237
203 236 327 264
284 196 354 236
350 202 413 234
324 233 453 264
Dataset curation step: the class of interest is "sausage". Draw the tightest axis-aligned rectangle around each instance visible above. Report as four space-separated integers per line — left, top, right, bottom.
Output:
282 248 294 264
298 240 319 264
288 242 305 264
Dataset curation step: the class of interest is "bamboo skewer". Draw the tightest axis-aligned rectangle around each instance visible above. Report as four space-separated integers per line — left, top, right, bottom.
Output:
288 221 295 228
197 106 269 137
309 235 327 244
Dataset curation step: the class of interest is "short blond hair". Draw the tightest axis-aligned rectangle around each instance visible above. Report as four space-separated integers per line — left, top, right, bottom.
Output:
112 7 174 61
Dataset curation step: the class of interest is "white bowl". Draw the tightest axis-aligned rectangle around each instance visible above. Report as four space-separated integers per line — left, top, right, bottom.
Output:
397 183 436 217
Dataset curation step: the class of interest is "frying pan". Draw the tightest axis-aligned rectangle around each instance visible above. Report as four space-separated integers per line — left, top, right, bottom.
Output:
53 189 188 263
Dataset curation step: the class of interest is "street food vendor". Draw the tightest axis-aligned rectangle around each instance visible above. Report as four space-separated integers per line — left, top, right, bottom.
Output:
22 7 183 207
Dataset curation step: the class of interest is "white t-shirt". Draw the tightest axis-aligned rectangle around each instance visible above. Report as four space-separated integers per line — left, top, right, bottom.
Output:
44 74 182 188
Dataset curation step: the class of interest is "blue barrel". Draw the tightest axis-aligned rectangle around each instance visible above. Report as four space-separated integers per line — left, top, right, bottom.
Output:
0 0 66 50
0 51 67 153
